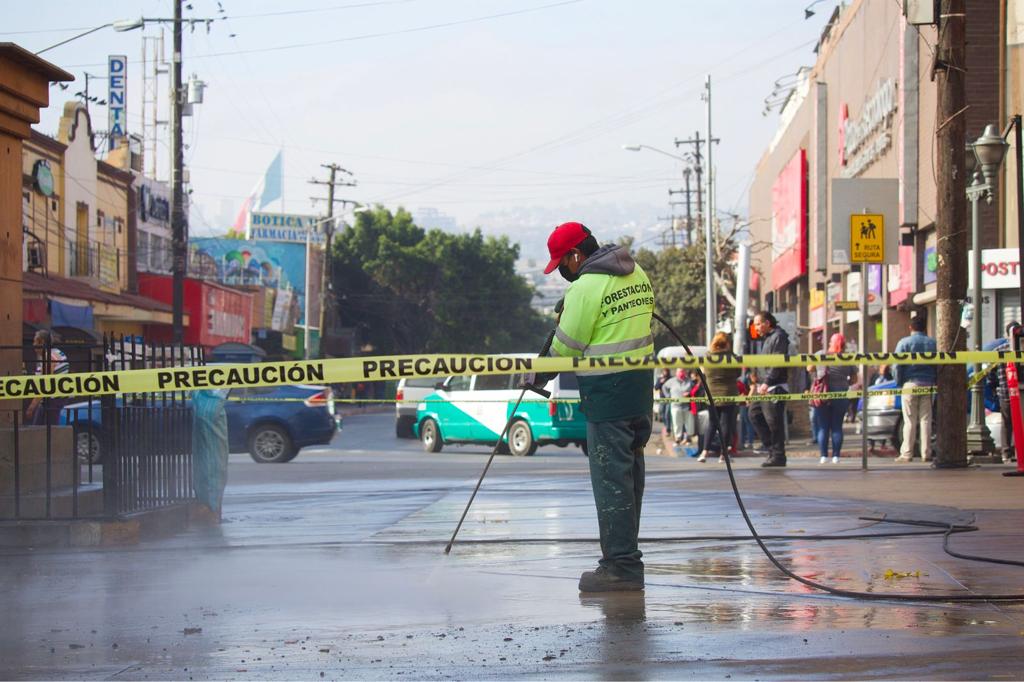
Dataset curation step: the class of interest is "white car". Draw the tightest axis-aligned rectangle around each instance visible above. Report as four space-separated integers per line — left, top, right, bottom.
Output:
395 377 442 438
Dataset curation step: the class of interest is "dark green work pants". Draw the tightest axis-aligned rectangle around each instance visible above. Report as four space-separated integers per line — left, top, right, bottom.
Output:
586 414 652 581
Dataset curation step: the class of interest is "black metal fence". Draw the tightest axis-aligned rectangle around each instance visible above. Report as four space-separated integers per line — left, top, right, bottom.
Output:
103 335 204 515
1 334 205 520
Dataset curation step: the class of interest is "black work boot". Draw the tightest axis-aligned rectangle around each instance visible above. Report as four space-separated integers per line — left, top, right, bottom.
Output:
761 458 787 468
578 567 644 593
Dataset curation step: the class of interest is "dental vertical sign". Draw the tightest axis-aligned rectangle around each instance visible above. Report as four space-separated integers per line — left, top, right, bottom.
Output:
107 55 127 151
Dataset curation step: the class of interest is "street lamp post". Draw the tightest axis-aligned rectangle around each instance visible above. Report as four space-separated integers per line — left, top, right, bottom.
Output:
35 11 213 345
35 19 145 55
966 124 1009 458
624 143 715 339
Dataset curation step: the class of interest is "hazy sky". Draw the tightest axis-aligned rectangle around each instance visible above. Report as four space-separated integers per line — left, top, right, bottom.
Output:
7 0 837 235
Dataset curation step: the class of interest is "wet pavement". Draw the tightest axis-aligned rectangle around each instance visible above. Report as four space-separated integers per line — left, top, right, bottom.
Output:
2 413 1023 679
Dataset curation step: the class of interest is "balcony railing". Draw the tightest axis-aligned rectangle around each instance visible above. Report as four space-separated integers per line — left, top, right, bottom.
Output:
68 242 121 288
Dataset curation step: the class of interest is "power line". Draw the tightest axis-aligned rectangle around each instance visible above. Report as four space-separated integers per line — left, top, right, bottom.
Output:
0 26 94 36
225 0 420 20
55 0 585 68
0 1 418 37
194 0 585 58
188 161 674 187
365 37 818 207
208 137 679 180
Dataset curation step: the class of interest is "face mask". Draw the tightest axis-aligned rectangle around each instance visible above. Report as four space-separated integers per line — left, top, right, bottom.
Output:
558 263 578 282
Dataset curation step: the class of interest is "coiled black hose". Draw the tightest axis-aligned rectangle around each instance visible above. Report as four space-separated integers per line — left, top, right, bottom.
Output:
652 311 1024 602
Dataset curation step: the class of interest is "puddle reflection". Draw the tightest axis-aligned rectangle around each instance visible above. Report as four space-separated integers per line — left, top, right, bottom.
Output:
579 592 647 624
578 593 649 679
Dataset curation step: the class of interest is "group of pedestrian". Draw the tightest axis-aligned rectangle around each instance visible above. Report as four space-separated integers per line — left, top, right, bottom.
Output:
655 367 702 447
646 311 957 469
651 316 787 466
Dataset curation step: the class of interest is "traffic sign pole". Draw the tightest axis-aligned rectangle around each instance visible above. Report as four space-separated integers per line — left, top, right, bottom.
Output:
861 260 869 470
849 212 884 471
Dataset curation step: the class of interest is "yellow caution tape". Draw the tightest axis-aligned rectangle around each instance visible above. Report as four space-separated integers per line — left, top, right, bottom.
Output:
4 350 1022 400
967 361 997 388
226 386 935 406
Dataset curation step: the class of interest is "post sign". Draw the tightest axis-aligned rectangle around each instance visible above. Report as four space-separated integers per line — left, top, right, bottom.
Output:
849 213 884 263
108 55 127 151
968 248 1022 289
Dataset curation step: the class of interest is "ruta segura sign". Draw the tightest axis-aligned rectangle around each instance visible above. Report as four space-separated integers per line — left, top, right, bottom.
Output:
849 213 885 263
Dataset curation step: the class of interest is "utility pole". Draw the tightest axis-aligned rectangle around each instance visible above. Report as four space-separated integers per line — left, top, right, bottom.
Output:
934 0 968 468
310 164 356 357
703 75 716 345
674 131 706 220
683 167 693 239
676 120 720 343
170 0 185 343
657 216 677 248
668 170 696 244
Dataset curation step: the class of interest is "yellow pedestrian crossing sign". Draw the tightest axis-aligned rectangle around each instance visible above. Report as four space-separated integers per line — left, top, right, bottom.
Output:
850 214 884 263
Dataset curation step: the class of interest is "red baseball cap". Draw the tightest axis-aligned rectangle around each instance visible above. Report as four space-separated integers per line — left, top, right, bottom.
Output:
543 222 590 274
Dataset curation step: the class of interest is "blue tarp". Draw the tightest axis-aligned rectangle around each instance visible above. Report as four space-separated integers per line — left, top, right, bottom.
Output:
192 389 229 513
50 300 94 329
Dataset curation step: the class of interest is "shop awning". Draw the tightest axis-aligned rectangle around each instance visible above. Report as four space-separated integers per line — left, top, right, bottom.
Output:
912 288 937 306
23 271 187 326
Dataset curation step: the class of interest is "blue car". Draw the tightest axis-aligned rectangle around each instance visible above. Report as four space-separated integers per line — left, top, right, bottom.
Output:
227 385 339 463
62 384 340 465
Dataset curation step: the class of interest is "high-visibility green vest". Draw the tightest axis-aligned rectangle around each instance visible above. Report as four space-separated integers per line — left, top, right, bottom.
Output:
551 262 655 421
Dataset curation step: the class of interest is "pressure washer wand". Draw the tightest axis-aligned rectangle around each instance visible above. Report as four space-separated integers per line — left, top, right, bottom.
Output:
444 329 555 554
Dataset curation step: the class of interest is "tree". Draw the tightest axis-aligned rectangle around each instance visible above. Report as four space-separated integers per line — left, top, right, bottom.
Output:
633 218 744 349
329 206 549 356
635 244 708 348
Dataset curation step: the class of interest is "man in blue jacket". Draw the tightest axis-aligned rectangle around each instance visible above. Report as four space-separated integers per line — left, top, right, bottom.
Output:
894 315 936 462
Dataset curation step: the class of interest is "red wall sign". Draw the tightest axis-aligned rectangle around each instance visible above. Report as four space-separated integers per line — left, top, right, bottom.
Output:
771 149 808 289
139 274 253 347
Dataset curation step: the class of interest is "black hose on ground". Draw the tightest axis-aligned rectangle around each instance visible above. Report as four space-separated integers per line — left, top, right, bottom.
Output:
651 311 1024 602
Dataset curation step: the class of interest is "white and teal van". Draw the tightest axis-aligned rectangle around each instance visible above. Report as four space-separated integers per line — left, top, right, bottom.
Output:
413 367 586 457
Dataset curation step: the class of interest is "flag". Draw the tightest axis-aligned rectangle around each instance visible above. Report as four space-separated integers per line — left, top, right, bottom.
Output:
258 150 283 209
231 150 283 236
231 195 254 234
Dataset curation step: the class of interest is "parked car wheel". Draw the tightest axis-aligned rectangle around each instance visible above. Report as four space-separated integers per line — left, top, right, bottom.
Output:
579 440 589 457
395 415 416 439
508 420 537 456
248 424 295 463
75 427 103 465
420 418 443 453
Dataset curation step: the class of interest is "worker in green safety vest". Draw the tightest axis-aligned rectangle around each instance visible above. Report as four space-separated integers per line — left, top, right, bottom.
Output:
542 221 655 592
